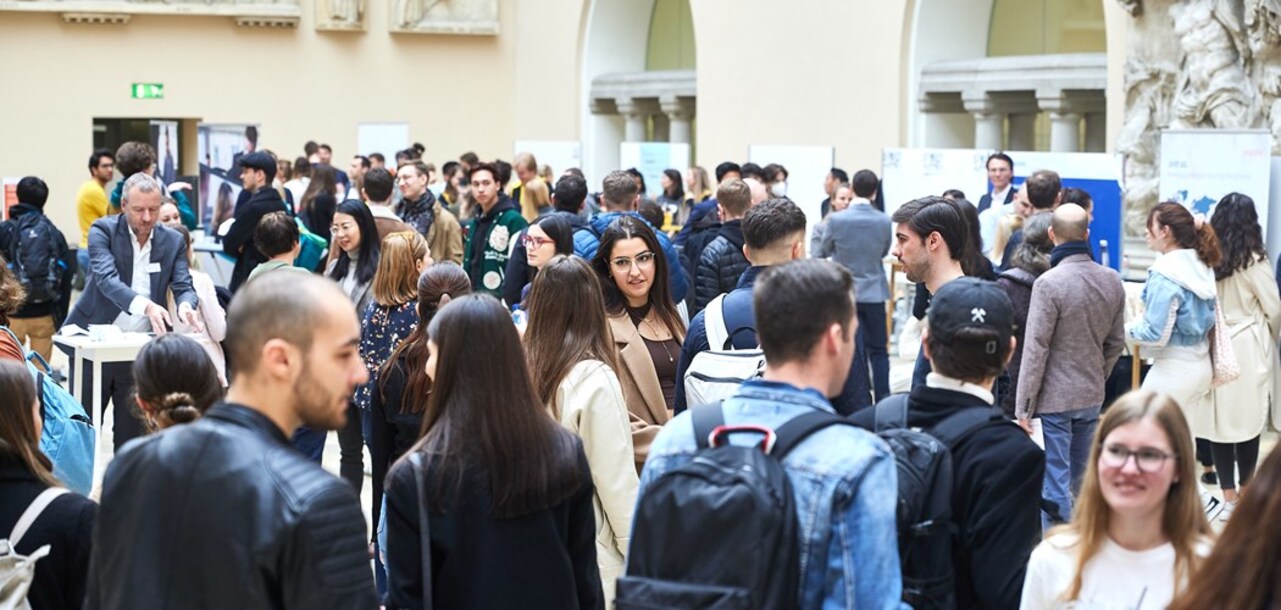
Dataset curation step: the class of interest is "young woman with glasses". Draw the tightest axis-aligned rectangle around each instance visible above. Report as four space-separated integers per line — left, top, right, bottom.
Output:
592 215 685 472
1021 389 1212 609
516 214 574 307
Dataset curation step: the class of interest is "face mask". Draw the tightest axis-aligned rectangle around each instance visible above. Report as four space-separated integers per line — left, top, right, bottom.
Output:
770 182 787 197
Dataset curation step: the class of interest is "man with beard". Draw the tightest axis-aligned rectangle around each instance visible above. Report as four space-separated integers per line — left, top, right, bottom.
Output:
890 196 969 390
395 160 462 264
86 273 378 609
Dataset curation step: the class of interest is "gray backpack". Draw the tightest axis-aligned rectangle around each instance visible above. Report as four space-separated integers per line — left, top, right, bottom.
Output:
0 488 67 610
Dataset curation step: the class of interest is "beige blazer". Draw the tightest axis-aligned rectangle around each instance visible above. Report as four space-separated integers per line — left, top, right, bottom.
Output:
607 313 671 471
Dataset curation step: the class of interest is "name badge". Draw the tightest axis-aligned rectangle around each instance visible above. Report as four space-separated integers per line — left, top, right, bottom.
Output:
147 262 162 273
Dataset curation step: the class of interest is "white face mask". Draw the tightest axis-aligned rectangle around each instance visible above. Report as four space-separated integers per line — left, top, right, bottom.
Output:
770 182 788 197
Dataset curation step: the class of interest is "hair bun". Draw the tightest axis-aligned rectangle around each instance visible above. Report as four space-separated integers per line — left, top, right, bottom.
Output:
157 393 202 425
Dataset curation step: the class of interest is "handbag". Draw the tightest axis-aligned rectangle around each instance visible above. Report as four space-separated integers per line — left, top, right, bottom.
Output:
1209 302 1240 389
407 453 434 610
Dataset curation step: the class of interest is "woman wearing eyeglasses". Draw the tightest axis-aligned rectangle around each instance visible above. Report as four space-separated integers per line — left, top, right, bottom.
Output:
517 215 574 307
1021 390 1212 610
592 216 685 472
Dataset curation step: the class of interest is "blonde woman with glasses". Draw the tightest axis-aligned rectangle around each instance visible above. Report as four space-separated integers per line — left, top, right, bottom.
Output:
1021 390 1212 609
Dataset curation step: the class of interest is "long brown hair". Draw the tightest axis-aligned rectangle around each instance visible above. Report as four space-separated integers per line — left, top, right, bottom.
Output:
378 262 471 415
1170 447 1281 610
1149 201 1222 268
523 256 620 414
0 256 26 324
591 215 686 341
0 360 58 486
299 164 337 216
412 294 583 518
372 231 429 307
1054 390 1210 602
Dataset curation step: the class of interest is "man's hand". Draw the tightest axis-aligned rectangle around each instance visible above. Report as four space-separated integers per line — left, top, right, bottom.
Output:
178 302 203 333
167 181 193 193
144 302 173 336
1017 417 1035 436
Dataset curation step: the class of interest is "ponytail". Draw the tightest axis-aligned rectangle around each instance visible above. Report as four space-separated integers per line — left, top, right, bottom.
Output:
1195 221 1222 268
155 392 202 428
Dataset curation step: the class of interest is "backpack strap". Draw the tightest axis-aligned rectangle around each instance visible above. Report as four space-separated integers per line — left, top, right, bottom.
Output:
690 401 726 450
9 487 68 548
873 393 911 432
770 410 858 459
704 294 730 352
407 453 434 610
928 406 1005 449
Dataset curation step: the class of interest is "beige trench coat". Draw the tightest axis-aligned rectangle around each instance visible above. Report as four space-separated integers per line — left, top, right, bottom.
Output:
1210 257 1281 441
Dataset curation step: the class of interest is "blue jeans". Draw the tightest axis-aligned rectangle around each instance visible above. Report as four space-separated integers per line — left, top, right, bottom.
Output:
856 302 890 401
1041 405 1100 529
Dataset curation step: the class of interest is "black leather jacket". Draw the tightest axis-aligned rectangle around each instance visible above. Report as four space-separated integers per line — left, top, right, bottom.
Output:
86 403 378 609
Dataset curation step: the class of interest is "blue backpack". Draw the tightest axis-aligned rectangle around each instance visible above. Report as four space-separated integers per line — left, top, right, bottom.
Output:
1 327 95 495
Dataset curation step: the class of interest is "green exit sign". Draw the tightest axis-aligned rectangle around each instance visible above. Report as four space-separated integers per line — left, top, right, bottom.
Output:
131 83 164 99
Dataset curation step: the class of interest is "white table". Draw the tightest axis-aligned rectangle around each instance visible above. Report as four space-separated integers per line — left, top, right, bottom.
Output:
53 332 153 470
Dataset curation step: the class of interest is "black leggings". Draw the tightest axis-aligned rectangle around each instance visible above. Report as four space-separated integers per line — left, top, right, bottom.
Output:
1209 437 1261 490
338 401 364 494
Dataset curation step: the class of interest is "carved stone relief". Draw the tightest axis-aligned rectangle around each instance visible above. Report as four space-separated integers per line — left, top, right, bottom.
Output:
1118 0 1281 236
391 0 498 35
316 0 363 30
0 0 301 27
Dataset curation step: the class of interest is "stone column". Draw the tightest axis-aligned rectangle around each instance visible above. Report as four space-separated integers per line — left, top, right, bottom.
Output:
1007 113 1037 151
616 98 649 142
661 95 694 144
1038 92 1085 153
962 93 1004 150
652 114 669 142
1084 112 1106 152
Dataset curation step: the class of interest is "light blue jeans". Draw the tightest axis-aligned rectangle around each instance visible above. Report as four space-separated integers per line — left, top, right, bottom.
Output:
1041 405 1100 529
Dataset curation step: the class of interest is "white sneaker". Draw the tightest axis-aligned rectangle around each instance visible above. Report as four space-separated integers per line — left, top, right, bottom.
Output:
1218 499 1237 523
1200 485 1224 521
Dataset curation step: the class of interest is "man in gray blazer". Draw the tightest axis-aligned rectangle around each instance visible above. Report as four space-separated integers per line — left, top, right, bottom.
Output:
64 172 201 449
817 169 892 400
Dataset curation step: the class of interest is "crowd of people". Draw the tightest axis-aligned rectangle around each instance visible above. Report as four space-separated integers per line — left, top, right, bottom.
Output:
0 143 1280 610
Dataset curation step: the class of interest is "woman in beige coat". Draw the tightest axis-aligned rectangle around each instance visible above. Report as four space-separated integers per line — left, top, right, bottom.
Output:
1208 194 1281 512
525 256 638 603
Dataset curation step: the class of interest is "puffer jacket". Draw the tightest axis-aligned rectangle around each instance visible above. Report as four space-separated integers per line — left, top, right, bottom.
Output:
86 403 378 609
692 220 747 315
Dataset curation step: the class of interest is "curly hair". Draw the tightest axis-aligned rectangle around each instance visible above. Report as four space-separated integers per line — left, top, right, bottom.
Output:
0 258 26 321
1210 193 1267 280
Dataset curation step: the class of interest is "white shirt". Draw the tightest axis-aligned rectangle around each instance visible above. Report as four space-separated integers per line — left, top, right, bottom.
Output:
925 372 995 404
990 184 1013 206
1021 533 1209 610
112 224 156 332
979 203 1015 260
850 197 872 207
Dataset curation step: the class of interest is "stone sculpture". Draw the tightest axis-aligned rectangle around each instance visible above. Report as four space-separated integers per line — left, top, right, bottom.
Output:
317 0 363 30
391 0 498 35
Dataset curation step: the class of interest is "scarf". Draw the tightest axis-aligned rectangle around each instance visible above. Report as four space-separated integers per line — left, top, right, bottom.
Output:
1049 240 1093 268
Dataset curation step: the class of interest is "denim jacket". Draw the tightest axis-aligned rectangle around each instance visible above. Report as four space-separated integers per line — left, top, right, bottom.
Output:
1128 249 1216 348
637 379 906 609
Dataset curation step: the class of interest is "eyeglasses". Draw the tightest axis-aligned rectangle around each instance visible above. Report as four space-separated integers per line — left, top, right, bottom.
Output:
1100 444 1173 473
611 251 656 271
522 234 554 248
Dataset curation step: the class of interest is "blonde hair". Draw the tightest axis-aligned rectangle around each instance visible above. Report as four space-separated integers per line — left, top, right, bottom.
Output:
521 179 550 221
991 212 1024 265
1054 390 1211 602
373 231 429 307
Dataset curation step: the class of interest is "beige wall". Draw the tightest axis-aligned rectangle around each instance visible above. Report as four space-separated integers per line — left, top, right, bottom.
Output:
689 0 909 177
0 0 586 242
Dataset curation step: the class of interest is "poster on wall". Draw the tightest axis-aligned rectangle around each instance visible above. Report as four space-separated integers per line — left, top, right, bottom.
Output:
749 145 835 243
881 148 1125 271
198 123 258 232
1159 129 1273 236
150 120 180 186
620 142 690 201
357 123 410 160
2 177 18 221
514 140 582 180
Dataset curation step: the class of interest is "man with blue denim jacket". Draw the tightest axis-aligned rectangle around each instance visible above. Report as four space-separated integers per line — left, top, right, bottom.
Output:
639 259 905 610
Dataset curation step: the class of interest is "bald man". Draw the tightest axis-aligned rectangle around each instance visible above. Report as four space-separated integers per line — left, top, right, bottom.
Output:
743 177 769 205
1016 203 1126 528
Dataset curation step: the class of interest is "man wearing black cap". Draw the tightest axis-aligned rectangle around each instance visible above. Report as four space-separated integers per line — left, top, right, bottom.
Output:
224 151 290 292
852 277 1044 610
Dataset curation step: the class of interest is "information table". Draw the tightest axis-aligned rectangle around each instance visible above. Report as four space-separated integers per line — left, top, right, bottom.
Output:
53 332 152 471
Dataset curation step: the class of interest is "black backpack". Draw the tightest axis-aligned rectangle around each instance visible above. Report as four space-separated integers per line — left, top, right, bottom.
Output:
5 213 65 305
859 394 1008 610
617 402 854 610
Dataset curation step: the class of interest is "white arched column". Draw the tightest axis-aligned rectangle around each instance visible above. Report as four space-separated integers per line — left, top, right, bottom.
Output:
580 0 657 187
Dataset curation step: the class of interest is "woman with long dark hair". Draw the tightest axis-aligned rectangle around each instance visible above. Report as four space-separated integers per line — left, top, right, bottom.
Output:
1022 390 1211 609
1129 201 1221 488
656 168 684 212
299 164 338 242
0 360 97 610
1169 447 1281 609
518 214 575 305
525 255 636 602
370 261 471 554
592 215 685 471
1205 193 1281 516
383 295 601 609
132 334 223 433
